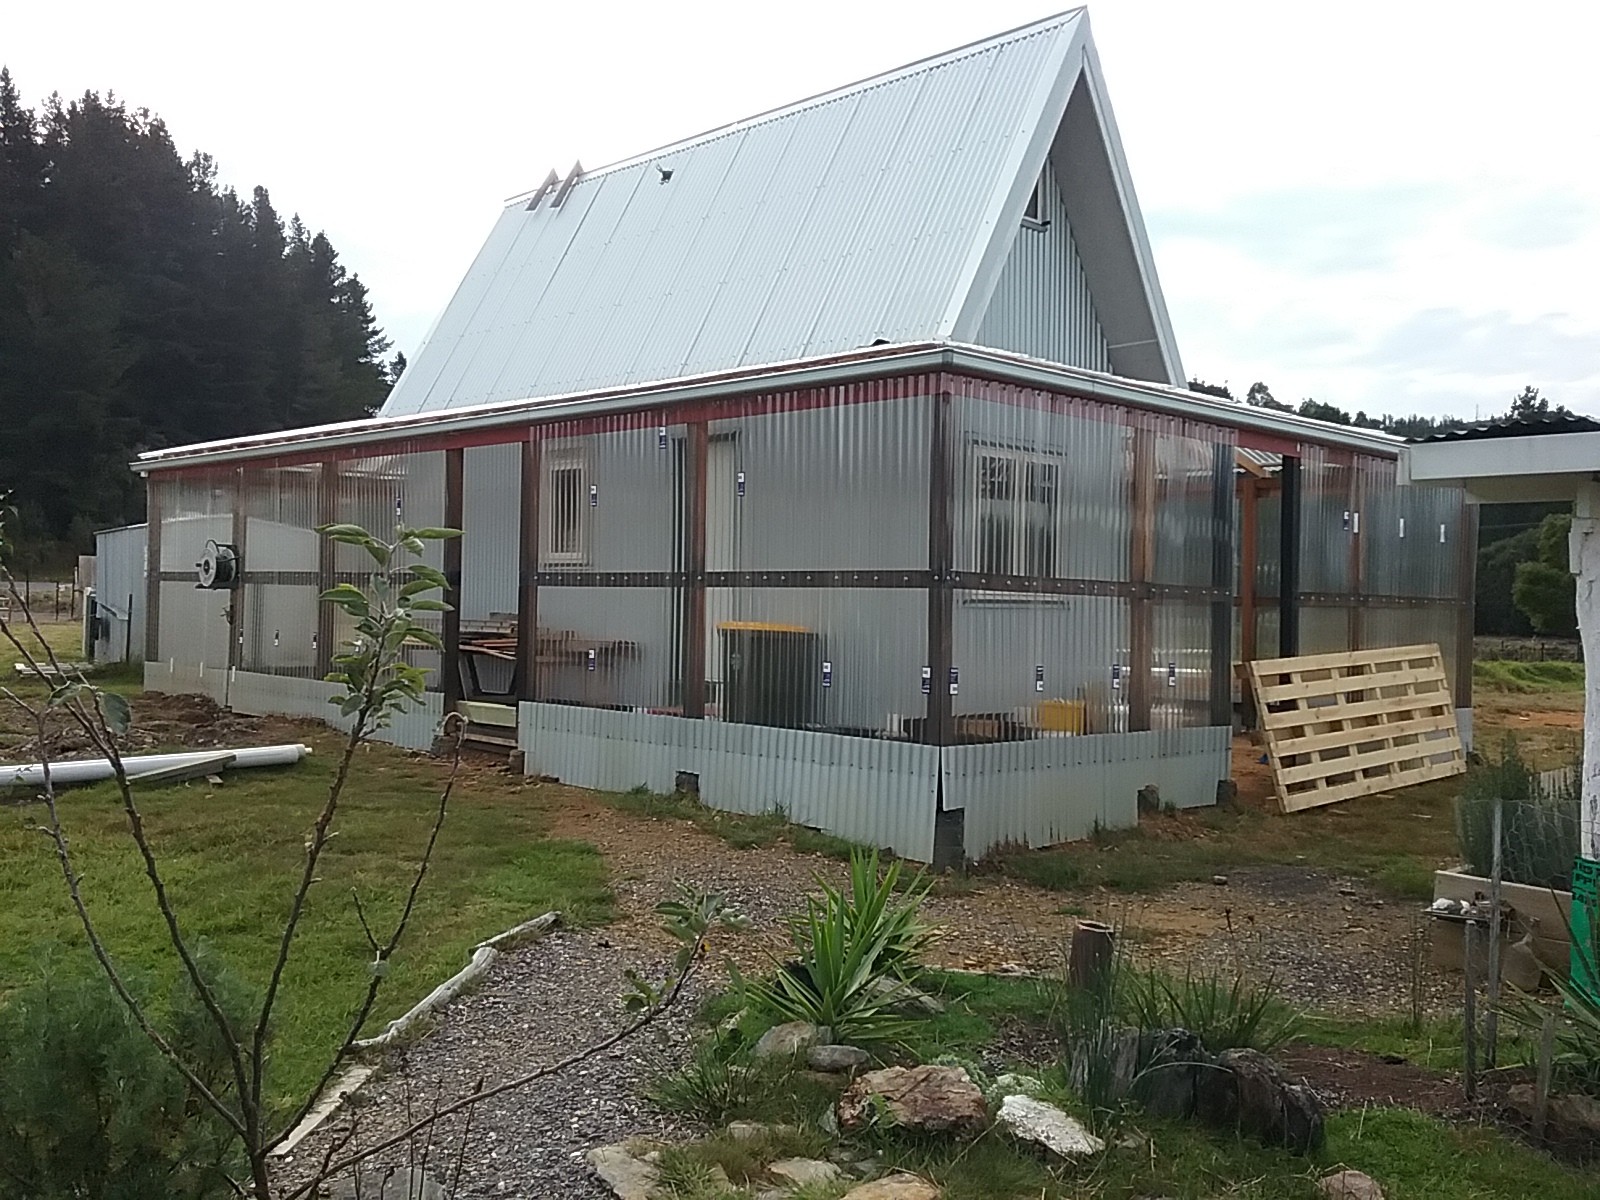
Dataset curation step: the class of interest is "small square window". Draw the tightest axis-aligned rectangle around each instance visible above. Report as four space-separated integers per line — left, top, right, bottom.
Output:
972 447 1060 580
544 451 589 564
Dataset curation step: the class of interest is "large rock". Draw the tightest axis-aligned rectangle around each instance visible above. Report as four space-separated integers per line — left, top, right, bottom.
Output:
1196 1048 1326 1155
753 1020 821 1059
770 1157 842 1186
1132 1028 1209 1119
838 1065 988 1135
1316 1170 1386 1200
587 1144 658 1200
995 1094 1105 1158
842 1173 942 1199
810 1043 870 1072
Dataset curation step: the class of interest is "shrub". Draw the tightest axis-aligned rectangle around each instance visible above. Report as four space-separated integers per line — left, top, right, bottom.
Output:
643 1035 782 1126
1124 967 1298 1055
0 954 250 1200
1456 737 1581 890
752 848 934 1043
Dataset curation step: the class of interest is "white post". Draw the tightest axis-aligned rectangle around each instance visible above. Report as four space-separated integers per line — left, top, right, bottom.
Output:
1568 483 1600 860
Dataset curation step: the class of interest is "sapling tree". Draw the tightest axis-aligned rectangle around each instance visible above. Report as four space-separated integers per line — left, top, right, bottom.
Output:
0 512 744 1198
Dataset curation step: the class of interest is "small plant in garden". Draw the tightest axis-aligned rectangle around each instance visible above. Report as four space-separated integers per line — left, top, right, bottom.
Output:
752 848 935 1043
643 1033 779 1126
1456 736 1581 890
1125 967 1299 1055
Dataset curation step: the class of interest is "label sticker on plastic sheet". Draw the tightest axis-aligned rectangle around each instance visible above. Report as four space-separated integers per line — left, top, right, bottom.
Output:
821 661 833 689
1111 663 1121 690
658 425 668 450
921 666 931 695
1168 662 1177 687
737 471 746 498
949 667 959 696
1035 664 1045 692
587 648 597 671
590 484 598 508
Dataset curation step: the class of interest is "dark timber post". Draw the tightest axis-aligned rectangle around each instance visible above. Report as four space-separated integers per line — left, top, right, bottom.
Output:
925 391 954 748
1349 456 1366 651
927 388 962 869
517 434 542 705
1455 502 1478 714
315 461 339 679
682 422 709 718
1128 425 1156 732
1279 454 1302 658
442 447 465 712
229 468 247 671
144 477 163 663
1209 442 1235 728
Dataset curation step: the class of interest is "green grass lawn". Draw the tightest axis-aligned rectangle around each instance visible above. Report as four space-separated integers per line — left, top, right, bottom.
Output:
1 715 611 1113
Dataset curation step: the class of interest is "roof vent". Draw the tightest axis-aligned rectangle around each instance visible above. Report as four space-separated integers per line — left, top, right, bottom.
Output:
551 161 584 209
524 169 560 211
657 165 674 184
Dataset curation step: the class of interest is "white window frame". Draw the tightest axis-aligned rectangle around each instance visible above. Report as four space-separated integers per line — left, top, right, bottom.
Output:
967 443 1064 601
542 445 590 565
1021 171 1050 231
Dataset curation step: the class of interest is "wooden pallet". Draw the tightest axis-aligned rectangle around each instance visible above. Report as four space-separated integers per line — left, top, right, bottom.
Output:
1246 643 1466 813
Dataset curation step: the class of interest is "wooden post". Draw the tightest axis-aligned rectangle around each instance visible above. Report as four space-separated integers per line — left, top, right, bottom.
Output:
1209 441 1235 728
315 461 338 679
1069 920 1116 996
1128 425 1156 732
442 447 465 713
1279 455 1302 658
682 422 708 718
517 435 541 705
144 478 163 663
926 392 954 746
229 468 247 672
1463 920 1478 1103
1533 1010 1556 1140
1240 476 1259 663
1485 798 1504 1070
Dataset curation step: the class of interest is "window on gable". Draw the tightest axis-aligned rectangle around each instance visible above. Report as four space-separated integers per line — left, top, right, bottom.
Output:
973 448 1059 578
544 450 589 564
1022 172 1048 228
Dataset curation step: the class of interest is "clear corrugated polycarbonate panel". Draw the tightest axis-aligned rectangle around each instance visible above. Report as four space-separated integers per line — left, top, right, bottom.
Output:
706 384 932 572
460 441 521 624
155 470 232 670
704 587 927 734
240 462 321 675
952 591 1130 736
1148 420 1232 590
1150 601 1215 730
1366 605 1465 699
950 384 1131 581
1299 443 1356 595
534 585 680 711
537 416 682 574
1362 459 1466 601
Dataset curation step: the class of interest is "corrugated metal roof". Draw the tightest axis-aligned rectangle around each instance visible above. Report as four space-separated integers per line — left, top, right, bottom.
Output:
1411 413 1600 443
382 9 1182 418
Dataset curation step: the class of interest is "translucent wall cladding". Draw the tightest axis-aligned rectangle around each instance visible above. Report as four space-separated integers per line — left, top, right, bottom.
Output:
706 385 932 572
704 588 926 734
241 462 321 676
1299 444 1355 595
953 593 1129 735
1151 602 1218 729
533 586 679 711
152 470 232 671
536 416 683 574
947 380 1233 588
461 441 520 623
1361 459 1466 600
1367 605 1464 699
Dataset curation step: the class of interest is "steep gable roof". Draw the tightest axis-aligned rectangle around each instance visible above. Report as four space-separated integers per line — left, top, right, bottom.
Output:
382 9 1182 418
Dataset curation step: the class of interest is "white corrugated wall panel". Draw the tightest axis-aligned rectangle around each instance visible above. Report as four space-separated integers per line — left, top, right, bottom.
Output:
93 524 147 663
516 704 939 861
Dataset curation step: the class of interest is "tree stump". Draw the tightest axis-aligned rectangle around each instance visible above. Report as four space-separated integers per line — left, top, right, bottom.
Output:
1069 920 1116 994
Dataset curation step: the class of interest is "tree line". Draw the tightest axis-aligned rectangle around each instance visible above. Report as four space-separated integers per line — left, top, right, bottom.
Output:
0 70 401 570
1188 378 1579 638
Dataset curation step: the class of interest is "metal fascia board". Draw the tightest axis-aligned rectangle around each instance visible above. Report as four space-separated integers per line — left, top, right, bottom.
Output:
135 341 1401 472
1403 431 1600 485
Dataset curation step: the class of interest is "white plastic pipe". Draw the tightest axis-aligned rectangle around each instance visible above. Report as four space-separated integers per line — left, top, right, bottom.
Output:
0 744 311 789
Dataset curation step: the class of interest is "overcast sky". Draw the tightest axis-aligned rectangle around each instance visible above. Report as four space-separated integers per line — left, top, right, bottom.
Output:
7 0 1597 420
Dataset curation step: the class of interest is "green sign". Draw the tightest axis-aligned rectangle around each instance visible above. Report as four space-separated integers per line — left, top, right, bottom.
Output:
1575 856 1599 1006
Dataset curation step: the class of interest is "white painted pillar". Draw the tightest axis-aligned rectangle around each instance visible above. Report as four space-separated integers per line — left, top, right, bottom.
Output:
1569 483 1600 860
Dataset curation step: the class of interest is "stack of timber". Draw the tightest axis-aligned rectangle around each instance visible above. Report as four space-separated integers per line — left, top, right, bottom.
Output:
1246 643 1465 813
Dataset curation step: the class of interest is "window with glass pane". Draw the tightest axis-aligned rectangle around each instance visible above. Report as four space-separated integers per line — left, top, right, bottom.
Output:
973 449 1058 577
546 456 587 562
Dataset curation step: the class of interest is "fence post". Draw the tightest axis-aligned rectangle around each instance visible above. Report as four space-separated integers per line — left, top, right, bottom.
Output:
1485 799 1503 1070
1462 920 1478 1103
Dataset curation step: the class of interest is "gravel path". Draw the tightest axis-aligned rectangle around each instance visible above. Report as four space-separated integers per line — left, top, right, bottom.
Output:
286 928 705 1199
